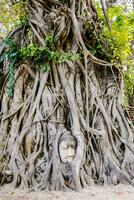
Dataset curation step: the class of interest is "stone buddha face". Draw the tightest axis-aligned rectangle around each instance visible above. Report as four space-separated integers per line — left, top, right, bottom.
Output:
59 132 77 163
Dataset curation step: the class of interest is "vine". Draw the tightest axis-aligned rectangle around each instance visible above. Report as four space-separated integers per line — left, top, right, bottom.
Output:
1 39 19 96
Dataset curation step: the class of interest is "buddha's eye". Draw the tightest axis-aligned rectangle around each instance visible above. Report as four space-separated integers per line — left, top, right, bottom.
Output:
67 145 73 148
63 144 67 149
70 145 75 148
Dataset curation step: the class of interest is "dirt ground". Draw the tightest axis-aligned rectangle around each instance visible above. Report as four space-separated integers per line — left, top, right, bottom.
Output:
1 184 134 200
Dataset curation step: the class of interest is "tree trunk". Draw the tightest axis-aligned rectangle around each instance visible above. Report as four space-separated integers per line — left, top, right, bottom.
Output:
0 0 134 191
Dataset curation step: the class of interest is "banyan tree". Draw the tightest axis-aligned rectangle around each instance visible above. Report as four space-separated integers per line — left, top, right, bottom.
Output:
0 0 134 191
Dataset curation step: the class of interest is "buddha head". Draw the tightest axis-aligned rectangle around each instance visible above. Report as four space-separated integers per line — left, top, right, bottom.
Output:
59 132 77 163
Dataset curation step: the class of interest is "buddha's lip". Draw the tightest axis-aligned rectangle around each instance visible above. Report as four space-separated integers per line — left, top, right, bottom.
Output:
67 155 74 157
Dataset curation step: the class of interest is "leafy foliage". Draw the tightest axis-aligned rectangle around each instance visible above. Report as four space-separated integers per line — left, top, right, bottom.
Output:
95 2 134 64
20 34 80 71
0 0 27 38
95 1 134 106
0 36 80 96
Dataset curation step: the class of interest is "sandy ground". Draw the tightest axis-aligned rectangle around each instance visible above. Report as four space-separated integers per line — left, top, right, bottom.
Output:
1 184 134 200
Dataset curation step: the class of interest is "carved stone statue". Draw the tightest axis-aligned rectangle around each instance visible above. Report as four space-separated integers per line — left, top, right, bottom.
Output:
59 132 77 163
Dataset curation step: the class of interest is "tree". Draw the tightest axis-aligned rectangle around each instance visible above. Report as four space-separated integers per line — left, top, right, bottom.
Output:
0 0 134 191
